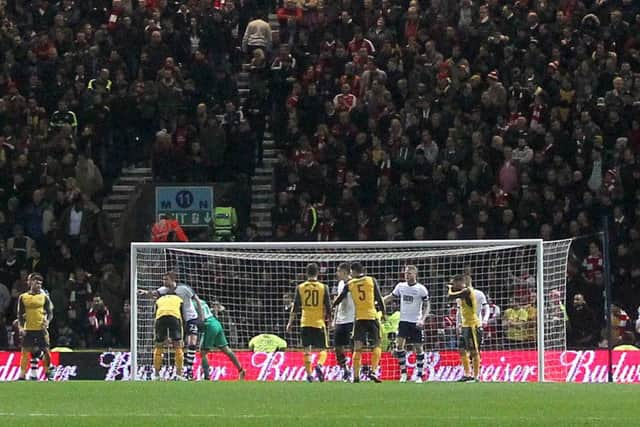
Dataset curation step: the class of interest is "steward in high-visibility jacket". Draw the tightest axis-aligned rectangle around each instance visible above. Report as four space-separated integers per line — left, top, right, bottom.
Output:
151 216 189 242
212 206 238 241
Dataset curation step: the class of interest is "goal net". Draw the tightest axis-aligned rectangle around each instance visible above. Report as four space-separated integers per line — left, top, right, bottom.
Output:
130 240 573 381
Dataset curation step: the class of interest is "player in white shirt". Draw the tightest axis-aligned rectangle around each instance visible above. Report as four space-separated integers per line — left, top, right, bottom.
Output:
333 263 354 381
383 265 429 383
138 271 204 379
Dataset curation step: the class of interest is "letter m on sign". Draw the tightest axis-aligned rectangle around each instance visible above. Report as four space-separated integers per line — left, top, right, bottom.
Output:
160 200 172 209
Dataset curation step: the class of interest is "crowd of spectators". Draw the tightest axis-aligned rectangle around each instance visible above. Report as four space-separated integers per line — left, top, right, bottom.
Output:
1 0 640 351
264 0 640 348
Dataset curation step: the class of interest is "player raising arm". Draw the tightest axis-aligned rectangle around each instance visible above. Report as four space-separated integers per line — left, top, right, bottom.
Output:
333 262 385 383
287 263 332 382
448 274 482 382
464 275 490 329
198 298 245 380
16 273 54 381
333 262 354 382
138 271 204 379
153 292 185 380
383 265 429 383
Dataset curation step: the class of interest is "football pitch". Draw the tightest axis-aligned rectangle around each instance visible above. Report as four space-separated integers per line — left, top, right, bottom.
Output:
0 382 635 427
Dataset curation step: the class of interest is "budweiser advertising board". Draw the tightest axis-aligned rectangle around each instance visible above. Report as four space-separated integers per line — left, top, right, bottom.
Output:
1 350 640 382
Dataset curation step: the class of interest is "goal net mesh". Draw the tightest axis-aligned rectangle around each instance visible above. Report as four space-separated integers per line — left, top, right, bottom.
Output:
132 240 572 381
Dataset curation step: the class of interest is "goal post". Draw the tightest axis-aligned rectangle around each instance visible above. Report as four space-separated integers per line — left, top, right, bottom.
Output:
130 239 573 381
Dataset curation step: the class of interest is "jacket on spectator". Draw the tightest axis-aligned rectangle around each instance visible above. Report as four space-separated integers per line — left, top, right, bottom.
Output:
151 218 188 242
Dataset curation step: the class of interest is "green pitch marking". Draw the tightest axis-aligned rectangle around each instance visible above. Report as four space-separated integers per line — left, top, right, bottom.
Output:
0 382 635 427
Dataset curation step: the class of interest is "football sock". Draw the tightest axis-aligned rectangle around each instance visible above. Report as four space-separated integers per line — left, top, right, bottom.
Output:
153 347 163 373
352 351 362 380
397 350 407 374
317 350 327 367
200 351 210 379
223 347 243 371
185 345 197 372
472 353 481 379
303 352 312 376
43 351 51 370
371 347 382 371
416 352 425 377
20 350 29 378
336 351 347 369
30 351 41 378
461 353 471 377
175 348 185 374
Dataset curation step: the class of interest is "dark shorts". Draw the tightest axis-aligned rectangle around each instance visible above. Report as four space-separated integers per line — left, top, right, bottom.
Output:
352 319 381 346
459 326 482 353
155 316 183 343
22 330 49 350
301 326 328 349
398 321 424 344
334 323 353 347
184 318 199 337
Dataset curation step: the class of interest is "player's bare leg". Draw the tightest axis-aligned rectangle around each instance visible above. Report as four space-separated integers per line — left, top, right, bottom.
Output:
395 337 408 382
220 346 245 380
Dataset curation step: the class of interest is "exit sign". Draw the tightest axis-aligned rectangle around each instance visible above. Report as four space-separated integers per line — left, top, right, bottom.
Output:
155 186 214 227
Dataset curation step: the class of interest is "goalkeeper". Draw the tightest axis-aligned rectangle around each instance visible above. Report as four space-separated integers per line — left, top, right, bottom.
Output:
198 297 245 380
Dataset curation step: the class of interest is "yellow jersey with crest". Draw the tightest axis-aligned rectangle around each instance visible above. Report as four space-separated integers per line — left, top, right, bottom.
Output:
155 294 183 320
348 276 378 320
19 292 48 331
451 285 481 327
295 280 329 328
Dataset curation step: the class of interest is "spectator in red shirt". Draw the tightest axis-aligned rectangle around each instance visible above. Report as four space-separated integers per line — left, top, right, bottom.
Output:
582 241 603 282
88 295 113 347
151 214 189 242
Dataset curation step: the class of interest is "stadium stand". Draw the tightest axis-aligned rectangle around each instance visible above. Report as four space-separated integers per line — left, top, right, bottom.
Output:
1 0 640 350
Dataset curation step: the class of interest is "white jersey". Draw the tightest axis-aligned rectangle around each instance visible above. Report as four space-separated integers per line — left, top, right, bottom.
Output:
392 281 429 323
334 280 355 325
474 289 489 324
157 284 198 321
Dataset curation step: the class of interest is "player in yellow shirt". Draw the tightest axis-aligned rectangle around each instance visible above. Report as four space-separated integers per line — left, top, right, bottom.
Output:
287 263 331 382
333 262 386 383
448 274 482 382
16 273 54 381
153 292 185 380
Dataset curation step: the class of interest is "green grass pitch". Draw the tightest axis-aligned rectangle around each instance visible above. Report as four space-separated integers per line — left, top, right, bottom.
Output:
0 382 635 427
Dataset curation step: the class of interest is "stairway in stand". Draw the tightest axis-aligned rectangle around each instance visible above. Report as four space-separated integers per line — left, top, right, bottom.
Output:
102 167 152 230
249 132 278 239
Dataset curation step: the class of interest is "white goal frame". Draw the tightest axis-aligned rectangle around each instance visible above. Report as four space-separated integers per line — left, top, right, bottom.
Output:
130 239 557 381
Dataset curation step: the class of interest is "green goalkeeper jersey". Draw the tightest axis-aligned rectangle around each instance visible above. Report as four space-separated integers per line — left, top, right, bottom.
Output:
199 299 216 322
